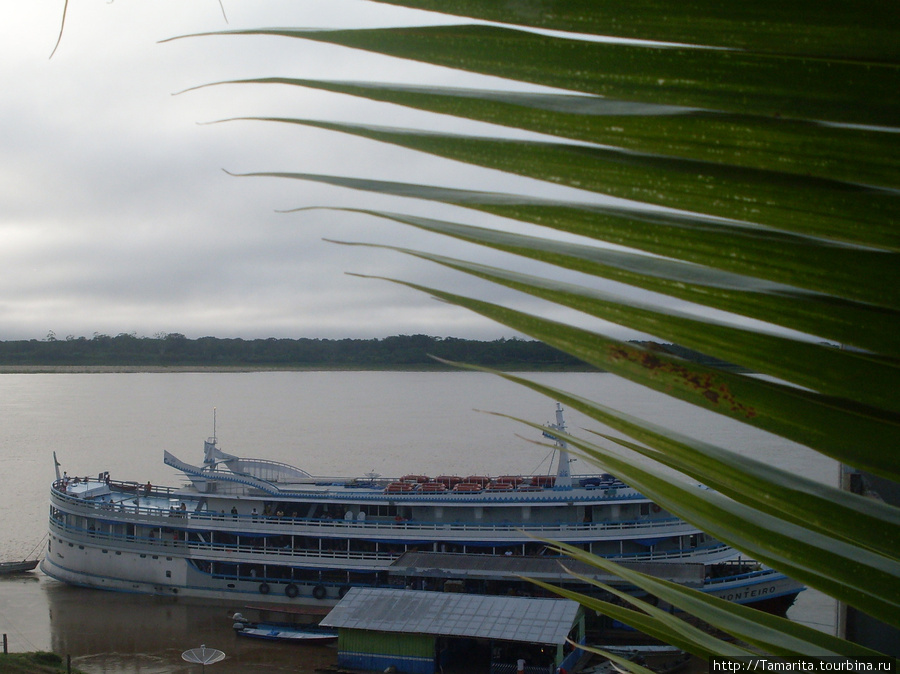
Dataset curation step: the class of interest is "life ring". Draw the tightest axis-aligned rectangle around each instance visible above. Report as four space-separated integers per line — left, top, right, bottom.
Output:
258 582 270 595
285 583 299 598
651 504 661 513
312 584 327 600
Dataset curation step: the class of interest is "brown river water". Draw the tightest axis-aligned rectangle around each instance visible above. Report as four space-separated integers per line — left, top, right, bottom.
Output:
0 371 837 672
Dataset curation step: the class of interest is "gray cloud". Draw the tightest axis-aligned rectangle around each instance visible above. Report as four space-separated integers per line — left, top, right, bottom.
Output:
2 1 662 343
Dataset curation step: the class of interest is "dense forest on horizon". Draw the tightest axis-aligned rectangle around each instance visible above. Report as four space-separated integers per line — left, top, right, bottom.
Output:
0 332 590 369
0 333 734 370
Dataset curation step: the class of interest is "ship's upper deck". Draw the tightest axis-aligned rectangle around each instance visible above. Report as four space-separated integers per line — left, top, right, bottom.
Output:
50 473 708 550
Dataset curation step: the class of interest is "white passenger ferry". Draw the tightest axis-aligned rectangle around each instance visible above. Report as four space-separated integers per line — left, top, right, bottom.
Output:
42 406 802 614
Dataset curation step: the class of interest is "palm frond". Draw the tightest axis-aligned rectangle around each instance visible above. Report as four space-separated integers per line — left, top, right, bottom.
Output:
183 0 899 653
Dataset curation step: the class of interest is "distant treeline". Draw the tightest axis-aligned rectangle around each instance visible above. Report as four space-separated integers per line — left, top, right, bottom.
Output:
0 333 739 370
0 333 595 369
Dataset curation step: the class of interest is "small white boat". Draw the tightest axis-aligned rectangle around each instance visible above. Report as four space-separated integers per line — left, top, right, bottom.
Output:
0 559 40 574
231 613 337 644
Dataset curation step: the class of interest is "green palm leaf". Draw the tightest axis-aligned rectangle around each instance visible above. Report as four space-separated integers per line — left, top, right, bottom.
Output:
177 0 899 654
195 79 900 187
312 208 900 359
526 576 759 658
225 116 899 250
522 428 900 628
235 170 900 315
534 540 886 656
342 242 898 410
173 25 900 126
365 0 899 61
462 378 900 560
345 271 900 482
233 172 900 354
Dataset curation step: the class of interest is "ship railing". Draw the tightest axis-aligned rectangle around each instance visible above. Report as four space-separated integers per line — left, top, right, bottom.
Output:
605 542 733 563
188 509 693 536
49 516 727 565
55 502 693 539
51 485 204 523
276 488 645 503
48 517 399 563
52 479 179 498
51 488 695 537
704 567 778 585
48 516 190 551
182 541 398 564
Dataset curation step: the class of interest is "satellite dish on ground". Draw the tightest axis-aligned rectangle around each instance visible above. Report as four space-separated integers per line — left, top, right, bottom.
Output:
182 645 226 670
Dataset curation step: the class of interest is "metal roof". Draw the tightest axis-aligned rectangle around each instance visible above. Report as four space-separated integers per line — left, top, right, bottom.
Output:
388 551 705 587
321 588 580 645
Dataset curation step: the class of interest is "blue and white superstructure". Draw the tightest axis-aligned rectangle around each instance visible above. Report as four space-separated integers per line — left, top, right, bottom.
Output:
42 405 802 613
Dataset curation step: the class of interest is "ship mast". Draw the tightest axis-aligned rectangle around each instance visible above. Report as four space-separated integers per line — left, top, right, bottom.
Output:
549 403 573 489
203 407 218 468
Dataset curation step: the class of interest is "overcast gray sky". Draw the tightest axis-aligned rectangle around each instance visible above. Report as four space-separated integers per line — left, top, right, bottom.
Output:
1 1 672 343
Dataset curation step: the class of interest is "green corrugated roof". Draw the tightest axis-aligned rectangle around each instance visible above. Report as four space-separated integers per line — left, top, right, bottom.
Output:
322 588 580 645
